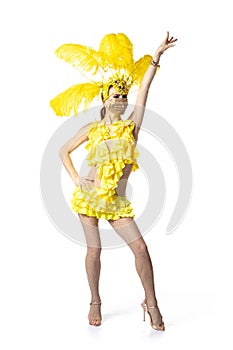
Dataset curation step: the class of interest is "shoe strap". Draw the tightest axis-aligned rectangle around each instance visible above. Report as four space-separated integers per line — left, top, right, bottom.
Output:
90 301 101 305
143 301 158 309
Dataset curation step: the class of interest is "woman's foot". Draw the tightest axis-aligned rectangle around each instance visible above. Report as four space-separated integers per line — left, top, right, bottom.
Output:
141 299 165 331
88 300 102 326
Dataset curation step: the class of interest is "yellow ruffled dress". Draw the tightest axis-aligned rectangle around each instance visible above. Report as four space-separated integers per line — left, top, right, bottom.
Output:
70 119 140 220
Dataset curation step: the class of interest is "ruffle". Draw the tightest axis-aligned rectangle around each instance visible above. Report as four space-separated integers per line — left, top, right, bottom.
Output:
86 119 137 148
70 183 135 220
70 119 139 220
96 159 126 200
85 119 139 172
86 139 139 172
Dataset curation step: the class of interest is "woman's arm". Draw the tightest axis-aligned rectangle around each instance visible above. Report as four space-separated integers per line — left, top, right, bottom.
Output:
59 122 92 184
128 31 177 130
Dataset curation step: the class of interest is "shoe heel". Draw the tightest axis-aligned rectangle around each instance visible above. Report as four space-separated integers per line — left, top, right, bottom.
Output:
141 302 146 321
141 300 165 331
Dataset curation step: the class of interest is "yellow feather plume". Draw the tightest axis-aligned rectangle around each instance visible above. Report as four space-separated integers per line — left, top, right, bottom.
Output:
50 83 102 116
98 33 134 70
55 44 105 76
50 33 160 116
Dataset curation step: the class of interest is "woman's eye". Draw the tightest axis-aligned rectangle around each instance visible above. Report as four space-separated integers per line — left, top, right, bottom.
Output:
113 95 120 98
122 95 128 98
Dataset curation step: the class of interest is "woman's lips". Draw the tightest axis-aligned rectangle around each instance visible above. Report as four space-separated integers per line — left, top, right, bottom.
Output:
112 103 127 110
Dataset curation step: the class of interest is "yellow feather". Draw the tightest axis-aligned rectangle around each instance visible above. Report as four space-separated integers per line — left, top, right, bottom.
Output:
55 44 104 75
132 55 154 84
50 83 101 116
98 33 134 70
50 33 159 116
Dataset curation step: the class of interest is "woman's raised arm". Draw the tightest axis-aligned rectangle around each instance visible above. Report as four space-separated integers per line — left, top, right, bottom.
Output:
128 31 177 129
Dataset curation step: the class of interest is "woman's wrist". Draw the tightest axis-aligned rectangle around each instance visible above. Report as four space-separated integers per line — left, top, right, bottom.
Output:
153 51 162 63
72 174 79 183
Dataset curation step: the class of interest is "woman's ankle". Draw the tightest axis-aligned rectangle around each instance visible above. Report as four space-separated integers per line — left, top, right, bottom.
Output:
145 297 158 307
90 297 101 304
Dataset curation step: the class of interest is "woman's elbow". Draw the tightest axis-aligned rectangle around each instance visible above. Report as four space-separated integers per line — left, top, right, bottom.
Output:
59 146 70 161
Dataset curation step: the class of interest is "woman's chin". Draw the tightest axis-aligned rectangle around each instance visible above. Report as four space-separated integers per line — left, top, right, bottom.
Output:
112 106 127 114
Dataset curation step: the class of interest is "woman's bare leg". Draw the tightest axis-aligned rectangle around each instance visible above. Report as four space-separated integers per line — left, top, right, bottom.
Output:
108 217 164 329
78 213 102 326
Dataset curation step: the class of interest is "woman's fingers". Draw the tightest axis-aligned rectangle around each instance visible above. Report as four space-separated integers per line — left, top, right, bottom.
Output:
163 31 169 44
77 176 94 191
156 33 177 55
166 37 177 44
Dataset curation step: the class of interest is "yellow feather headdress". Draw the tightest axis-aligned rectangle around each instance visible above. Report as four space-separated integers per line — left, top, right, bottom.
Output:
50 33 159 116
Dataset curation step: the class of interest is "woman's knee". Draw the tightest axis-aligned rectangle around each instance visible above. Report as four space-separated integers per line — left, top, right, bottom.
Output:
130 238 149 257
86 246 102 259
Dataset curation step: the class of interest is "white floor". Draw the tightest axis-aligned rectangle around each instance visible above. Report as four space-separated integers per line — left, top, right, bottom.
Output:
1 1 233 348
1 217 232 350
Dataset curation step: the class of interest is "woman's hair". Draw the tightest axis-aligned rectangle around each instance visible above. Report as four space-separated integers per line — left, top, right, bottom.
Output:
100 85 113 120
100 105 106 120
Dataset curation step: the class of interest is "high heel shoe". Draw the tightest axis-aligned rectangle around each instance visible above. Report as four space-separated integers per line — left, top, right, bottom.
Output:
141 300 165 331
89 300 102 326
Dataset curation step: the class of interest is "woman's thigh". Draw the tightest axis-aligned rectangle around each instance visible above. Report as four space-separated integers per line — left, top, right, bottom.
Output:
108 217 142 245
78 213 101 248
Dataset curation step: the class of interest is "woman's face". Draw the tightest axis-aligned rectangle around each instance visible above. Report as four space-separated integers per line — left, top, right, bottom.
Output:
104 86 128 115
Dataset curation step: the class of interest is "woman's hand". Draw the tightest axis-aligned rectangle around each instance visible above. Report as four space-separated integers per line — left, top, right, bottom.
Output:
155 31 178 56
75 176 94 190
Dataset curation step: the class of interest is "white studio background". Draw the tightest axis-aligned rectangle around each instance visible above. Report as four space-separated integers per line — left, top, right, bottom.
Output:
1 0 232 349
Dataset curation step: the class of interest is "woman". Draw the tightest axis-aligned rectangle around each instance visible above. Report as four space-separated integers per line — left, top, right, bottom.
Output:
57 32 177 330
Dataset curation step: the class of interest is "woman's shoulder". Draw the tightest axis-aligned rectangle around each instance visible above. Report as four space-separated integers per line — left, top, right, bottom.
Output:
77 121 98 134
87 120 100 133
